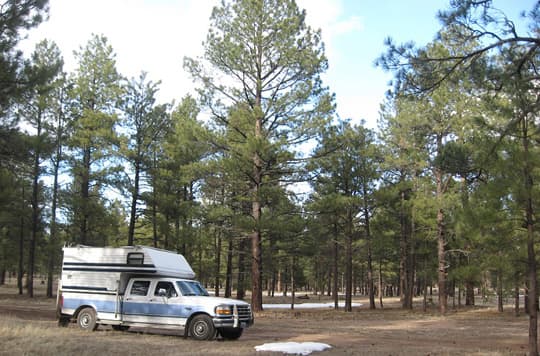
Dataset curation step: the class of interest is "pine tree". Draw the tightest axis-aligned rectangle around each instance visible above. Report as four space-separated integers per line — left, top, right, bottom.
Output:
68 34 122 245
185 0 333 311
18 39 63 296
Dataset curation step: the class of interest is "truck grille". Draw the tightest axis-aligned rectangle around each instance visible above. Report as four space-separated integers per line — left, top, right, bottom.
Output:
236 305 252 321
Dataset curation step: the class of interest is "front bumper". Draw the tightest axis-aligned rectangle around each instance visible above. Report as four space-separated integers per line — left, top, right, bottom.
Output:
213 316 254 328
213 304 254 328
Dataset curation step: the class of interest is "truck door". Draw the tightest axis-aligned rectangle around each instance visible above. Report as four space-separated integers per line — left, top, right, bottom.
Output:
122 279 186 327
148 281 187 326
122 279 156 324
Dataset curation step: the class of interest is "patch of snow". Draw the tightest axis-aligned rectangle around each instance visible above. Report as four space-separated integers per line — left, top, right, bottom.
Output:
263 302 362 309
255 342 331 355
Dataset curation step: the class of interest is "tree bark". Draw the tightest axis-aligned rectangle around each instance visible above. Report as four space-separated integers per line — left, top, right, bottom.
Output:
514 272 520 317
47 125 62 298
399 188 414 309
437 201 447 314
127 159 141 246
236 237 246 300
18 185 25 296
522 118 538 356
290 256 295 310
80 147 91 245
345 209 353 312
225 237 233 298
333 223 339 309
28 114 42 298
214 229 222 297
151 150 158 248
435 133 447 314
497 270 504 313
378 259 384 308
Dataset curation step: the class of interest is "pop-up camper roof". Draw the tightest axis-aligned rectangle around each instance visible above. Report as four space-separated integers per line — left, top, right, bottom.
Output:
62 245 195 279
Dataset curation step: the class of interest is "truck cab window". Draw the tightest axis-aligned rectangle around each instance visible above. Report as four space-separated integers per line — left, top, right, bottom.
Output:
155 281 177 297
130 280 150 296
176 280 209 296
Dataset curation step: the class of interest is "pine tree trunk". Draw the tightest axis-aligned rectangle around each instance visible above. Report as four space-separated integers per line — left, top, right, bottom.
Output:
18 185 25 295
47 141 61 298
333 223 339 309
249 103 263 310
127 159 141 246
497 270 504 313
435 132 448 314
152 151 158 248
224 238 233 298
515 273 520 317
80 148 91 245
290 256 295 310
28 115 44 297
345 209 353 312
522 118 538 356
378 260 384 308
466 281 475 306
236 237 246 300
399 188 414 309
214 230 221 297
437 203 447 314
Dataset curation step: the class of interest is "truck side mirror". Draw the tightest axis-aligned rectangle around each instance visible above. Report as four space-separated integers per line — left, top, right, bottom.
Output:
158 288 167 297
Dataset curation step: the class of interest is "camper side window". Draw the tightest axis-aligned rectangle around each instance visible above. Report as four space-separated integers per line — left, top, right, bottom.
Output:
130 280 150 296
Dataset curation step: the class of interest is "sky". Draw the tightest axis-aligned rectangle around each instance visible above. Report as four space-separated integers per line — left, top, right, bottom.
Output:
20 0 537 129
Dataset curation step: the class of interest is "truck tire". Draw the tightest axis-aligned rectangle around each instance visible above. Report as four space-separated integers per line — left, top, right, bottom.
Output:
219 327 243 340
58 315 70 327
77 307 98 331
189 314 216 340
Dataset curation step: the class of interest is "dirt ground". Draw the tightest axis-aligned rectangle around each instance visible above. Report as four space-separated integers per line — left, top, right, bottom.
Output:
0 281 531 355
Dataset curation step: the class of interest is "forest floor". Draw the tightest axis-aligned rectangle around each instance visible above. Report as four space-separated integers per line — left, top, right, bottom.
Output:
0 279 531 355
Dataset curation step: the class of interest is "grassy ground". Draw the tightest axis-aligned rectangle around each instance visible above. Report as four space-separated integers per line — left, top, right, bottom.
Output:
0 280 531 355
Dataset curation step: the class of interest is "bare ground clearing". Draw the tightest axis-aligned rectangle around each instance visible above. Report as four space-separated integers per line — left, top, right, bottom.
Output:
0 282 530 355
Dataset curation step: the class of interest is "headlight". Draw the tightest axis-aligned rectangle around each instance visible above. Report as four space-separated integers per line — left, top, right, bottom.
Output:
215 305 232 315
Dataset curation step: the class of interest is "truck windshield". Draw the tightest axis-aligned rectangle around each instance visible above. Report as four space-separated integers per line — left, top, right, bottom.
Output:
176 280 209 296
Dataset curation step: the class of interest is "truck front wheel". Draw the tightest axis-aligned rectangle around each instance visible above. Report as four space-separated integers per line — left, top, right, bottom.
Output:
189 314 216 340
77 307 98 331
219 327 243 340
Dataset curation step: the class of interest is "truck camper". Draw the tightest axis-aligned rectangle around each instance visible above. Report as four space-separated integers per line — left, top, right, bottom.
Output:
56 245 253 340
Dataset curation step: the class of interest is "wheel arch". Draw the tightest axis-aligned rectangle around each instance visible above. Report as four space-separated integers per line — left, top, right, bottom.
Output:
74 304 97 319
185 312 215 338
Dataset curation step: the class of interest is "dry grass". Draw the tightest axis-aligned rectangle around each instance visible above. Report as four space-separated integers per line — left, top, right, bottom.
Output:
0 281 531 355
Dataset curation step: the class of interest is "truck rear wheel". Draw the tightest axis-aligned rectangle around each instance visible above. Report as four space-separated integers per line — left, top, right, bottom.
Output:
58 315 70 327
189 314 216 340
77 307 98 331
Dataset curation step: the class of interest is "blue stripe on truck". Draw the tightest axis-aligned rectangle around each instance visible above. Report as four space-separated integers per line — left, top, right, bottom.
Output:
63 297 202 318
63 298 117 313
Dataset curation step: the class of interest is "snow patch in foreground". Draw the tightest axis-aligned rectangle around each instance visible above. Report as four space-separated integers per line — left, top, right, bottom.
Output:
255 342 331 355
263 302 362 309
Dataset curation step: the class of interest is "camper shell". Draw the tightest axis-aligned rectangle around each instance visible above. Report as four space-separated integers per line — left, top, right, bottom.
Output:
57 245 253 340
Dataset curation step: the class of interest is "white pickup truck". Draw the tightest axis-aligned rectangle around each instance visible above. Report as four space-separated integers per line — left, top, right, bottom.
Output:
57 245 253 340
